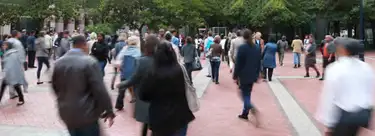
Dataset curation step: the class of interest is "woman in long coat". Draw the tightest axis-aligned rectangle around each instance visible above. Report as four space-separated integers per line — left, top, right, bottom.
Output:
304 37 320 78
0 41 25 105
262 36 278 81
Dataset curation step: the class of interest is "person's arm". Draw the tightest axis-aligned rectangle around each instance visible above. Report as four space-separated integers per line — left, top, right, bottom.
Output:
86 60 115 118
181 46 185 57
233 46 244 79
229 39 235 60
117 58 142 89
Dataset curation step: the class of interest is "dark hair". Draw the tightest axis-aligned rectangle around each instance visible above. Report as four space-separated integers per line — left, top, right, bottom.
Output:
243 29 254 46
236 30 242 37
11 30 19 37
71 35 86 46
111 34 118 44
268 35 276 43
154 41 178 66
97 33 105 42
144 34 159 55
294 35 299 39
30 30 36 35
214 36 221 44
165 33 172 41
186 36 193 44
171 29 177 34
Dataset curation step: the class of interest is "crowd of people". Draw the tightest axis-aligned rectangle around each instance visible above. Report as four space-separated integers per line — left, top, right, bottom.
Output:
0 26 373 136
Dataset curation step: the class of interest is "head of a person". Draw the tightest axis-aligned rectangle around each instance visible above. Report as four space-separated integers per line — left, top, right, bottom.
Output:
255 32 262 39
334 37 361 57
63 30 70 38
309 36 315 44
186 36 193 45
144 34 159 56
11 30 21 38
214 35 221 44
118 33 127 42
30 30 36 36
305 35 309 39
207 31 213 37
2 41 12 51
159 29 165 37
38 31 46 38
164 33 172 42
127 36 138 46
2 34 8 40
268 35 277 43
97 33 105 42
236 30 242 37
294 35 300 40
111 34 119 43
58 32 63 38
243 29 254 46
71 35 88 54
89 32 97 40
171 30 177 36
21 29 26 34
325 35 334 42
154 40 178 66
281 36 286 41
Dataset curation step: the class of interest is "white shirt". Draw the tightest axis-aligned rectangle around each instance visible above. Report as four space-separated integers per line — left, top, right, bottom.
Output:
316 57 375 127
220 39 226 49
44 34 53 49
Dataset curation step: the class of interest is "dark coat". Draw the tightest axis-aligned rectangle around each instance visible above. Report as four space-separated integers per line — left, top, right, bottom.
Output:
91 41 109 61
233 43 262 85
262 42 277 68
118 56 154 123
139 65 195 135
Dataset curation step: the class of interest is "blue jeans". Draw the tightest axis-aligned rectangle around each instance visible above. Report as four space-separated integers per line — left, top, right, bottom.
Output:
210 59 220 83
293 52 301 65
68 121 100 136
240 83 255 116
98 60 107 77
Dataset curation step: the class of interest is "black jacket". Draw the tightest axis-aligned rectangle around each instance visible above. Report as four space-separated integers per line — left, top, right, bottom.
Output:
139 65 194 135
91 41 109 61
233 43 262 84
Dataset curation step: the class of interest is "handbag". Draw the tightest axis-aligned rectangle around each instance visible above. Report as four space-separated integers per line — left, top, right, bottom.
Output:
192 51 202 71
180 65 200 112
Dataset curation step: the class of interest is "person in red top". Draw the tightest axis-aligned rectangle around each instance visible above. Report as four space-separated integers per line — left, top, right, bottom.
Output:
320 35 335 80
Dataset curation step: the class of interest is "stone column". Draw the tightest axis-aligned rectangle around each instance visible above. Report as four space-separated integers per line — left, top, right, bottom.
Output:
56 17 64 32
0 24 11 35
79 9 85 34
50 15 56 31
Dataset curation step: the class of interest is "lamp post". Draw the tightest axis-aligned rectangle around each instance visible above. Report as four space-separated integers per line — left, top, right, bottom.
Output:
359 0 365 61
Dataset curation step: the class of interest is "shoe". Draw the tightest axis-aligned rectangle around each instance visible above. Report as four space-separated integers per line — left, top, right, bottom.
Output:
293 65 297 68
37 82 44 85
238 114 249 120
28 66 37 68
215 82 219 84
304 74 309 78
16 101 25 106
297 64 301 68
319 78 324 81
206 75 211 77
316 73 321 78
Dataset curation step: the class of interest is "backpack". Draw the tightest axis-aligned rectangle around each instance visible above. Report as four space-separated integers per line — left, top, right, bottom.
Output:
205 38 213 51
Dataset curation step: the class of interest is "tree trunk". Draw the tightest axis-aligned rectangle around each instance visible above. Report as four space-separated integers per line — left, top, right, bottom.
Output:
333 21 340 36
138 23 145 53
347 23 353 37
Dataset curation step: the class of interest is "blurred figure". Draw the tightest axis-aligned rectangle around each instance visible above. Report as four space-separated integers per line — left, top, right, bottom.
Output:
111 33 127 90
108 34 118 64
181 36 196 83
319 35 335 81
233 29 261 127
229 30 244 72
171 29 180 49
138 41 195 136
304 37 320 78
20 29 28 52
253 32 264 50
276 36 288 66
316 38 374 136
204 32 214 77
44 31 53 58
291 35 303 68
262 35 277 82
53 32 63 60
158 29 165 40
56 30 71 59
87 32 97 54
165 33 183 64
35 31 50 85
210 36 223 84
27 30 36 68
52 35 115 136
114 36 141 110
117 35 159 136
0 41 25 106
91 33 109 77
8 30 28 94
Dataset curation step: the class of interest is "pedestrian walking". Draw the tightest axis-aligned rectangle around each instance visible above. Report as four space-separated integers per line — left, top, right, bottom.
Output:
165 33 183 64
262 35 277 82
209 36 223 84
114 36 140 110
304 37 320 78
276 36 288 66
233 29 261 127
316 37 374 136
26 30 36 68
87 32 97 54
53 32 63 60
137 41 195 136
117 35 159 136
229 30 243 73
0 41 25 106
51 35 115 136
91 33 109 77
181 36 196 83
56 31 71 59
44 31 53 58
204 32 214 77
291 35 303 68
35 31 51 84
110 33 127 90
319 35 336 81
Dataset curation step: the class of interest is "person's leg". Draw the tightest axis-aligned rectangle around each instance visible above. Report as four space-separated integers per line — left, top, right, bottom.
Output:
238 84 253 119
297 53 301 67
207 60 212 77
36 57 44 84
23 62 28 71
184 63 193 83
13 84 24 105
27 51 32 67
280 51 285 65
30 51 36 67
262 67 267 80
128 86 136 103
320 58 329 80
0 80 7 102
214 61 221 83
68 121 101 136
311 65 320 78
174 125 188 136
268 68 274 81
98 61 107 77
304 66 310 77
111 67 118 90
141 123 148 136
210 61 214 81
115 78 126 110
293 52 297 67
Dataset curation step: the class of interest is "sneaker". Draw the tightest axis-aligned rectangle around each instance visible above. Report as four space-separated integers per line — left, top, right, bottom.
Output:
304 75 309 78
37 82 44 85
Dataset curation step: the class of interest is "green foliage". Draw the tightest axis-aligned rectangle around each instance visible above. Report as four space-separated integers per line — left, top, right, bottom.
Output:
86 23 114 34
0 3 23 25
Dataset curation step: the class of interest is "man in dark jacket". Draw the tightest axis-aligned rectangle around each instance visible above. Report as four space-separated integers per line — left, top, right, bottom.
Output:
117 35 159 136
51 35 115 136
26 30 36 68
